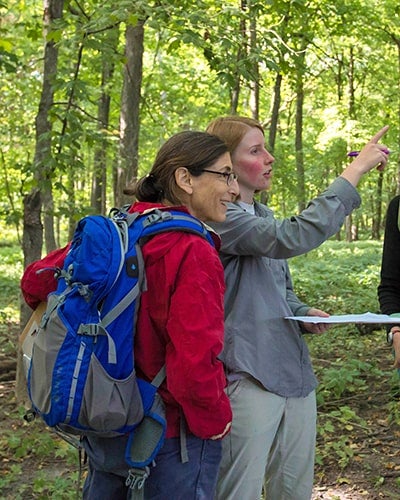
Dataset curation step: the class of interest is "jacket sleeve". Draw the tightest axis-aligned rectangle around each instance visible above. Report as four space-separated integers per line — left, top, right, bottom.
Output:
165 241 232 439
378 196 400 318
20 244 70 309
211 177 361 259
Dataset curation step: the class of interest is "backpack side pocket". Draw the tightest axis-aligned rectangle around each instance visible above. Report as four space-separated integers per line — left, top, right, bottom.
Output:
78 354 144 434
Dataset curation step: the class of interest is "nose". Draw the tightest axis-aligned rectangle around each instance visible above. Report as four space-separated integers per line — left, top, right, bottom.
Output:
264 149 275 163
228 178 240 197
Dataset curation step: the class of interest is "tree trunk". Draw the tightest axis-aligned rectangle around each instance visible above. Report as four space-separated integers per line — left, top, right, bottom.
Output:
334 50 344 102
268 73 282 152
67 168 77 241
230 0 247 115
24 0 64 269
372 171 384 240
43 187 57 253
91 28 119 214
348 46 356 119
268 6 290 152
346 46 356 242
249 6 259 121
295 48 306 213
345 214 353 242
18 0 64 404
114 20 145 207
395 39 400 195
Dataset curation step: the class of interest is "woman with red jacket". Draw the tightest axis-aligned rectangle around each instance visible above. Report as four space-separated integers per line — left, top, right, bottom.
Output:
21 130 238 499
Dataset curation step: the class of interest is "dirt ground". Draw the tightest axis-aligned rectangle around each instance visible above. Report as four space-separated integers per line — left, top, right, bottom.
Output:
310 340 400 500
1 326 400 499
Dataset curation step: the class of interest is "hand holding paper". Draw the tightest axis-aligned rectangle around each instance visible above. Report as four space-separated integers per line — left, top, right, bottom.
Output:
285 311 400 324
300 307 330 334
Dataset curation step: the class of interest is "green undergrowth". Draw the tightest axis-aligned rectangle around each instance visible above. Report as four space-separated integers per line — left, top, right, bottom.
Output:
290 239 382 314
0 410 81 499
0 243 82 499
291 240 400 477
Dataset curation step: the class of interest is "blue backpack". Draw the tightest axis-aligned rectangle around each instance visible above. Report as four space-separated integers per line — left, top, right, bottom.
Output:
25 207 215 490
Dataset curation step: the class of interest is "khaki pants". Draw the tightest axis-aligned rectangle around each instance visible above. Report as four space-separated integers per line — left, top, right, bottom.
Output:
216 377 316 500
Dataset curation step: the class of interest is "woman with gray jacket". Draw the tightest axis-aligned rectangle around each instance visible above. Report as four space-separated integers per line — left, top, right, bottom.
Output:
207 116 389 500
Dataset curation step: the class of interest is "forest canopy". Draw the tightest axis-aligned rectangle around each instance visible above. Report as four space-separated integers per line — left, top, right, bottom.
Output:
1 0 400 259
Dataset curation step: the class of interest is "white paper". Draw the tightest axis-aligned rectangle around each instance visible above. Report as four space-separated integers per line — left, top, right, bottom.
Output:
284 311 400 324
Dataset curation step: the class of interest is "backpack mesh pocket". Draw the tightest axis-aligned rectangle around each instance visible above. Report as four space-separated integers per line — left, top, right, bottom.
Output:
78 354 144 434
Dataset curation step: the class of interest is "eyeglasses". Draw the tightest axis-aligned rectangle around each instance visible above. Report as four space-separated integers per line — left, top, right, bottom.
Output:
202 169 238 186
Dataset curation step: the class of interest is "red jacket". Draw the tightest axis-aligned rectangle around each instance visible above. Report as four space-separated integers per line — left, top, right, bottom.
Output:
21 202 232 440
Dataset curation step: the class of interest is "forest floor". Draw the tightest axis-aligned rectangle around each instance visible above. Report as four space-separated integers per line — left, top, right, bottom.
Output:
310 335 400 500
1 323 400 499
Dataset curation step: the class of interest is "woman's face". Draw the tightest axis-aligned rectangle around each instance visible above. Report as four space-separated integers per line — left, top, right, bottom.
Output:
232 127 275 203
187 152 239 222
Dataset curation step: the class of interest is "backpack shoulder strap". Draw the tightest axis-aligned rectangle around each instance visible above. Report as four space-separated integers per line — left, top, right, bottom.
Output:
109 207 216 246
139 209 215 246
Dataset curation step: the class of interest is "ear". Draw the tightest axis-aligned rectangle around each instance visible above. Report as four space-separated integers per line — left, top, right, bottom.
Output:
175 167 194 195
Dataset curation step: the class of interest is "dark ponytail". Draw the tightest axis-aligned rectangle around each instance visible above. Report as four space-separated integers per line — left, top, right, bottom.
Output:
134 174 164 202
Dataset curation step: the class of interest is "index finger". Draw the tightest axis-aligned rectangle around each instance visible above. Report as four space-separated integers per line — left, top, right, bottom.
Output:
370 125 389 144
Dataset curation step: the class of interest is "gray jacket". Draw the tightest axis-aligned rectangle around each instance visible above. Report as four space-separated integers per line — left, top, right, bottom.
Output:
210 177 361 398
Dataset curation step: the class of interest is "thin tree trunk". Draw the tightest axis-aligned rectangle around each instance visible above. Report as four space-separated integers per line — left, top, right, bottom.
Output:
18 0 65 403
91 29 118 214
336 51 344 102
395 39 400 195
348 46 356 119
67 168 77 241
268 73 282 152
24 0 64 268
249 5 259 121
268 6 291 152
345 214 353 242
114 20 145 207
346 46 356 241
43 188 57 252
372 172 384 240
295 48 306 213
230 0 247 115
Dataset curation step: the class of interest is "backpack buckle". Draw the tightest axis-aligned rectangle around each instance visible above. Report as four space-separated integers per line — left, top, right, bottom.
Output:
126 466 150 491
24 408 36 423
143 210 172 227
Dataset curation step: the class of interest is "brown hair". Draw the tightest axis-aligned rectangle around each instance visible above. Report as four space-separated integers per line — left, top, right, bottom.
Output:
132 130 228 205
206 116 264 157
